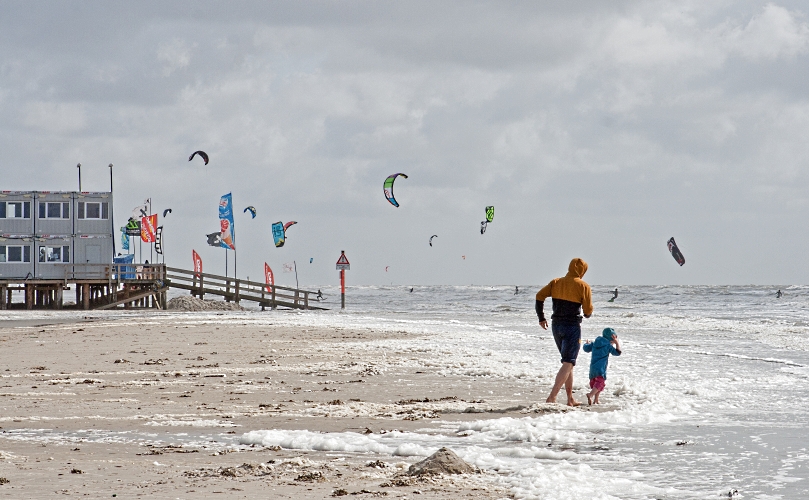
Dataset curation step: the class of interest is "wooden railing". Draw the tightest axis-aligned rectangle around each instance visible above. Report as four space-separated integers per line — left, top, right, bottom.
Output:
164 267 323 310
57 263 166 283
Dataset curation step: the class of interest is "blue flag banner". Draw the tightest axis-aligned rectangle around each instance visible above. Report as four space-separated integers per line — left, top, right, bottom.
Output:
120 227 130 251
218 193 236 250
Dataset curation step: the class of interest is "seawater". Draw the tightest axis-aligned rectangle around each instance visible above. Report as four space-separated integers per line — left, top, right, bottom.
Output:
3 285 808 499
269 285 809 499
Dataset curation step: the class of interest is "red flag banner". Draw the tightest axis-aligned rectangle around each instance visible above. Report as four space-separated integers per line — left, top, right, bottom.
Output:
192 250 202 276
141 214 157 243
264 263 274 293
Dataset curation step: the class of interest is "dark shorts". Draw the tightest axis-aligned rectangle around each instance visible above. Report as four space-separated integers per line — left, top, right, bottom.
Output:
552 322 581 365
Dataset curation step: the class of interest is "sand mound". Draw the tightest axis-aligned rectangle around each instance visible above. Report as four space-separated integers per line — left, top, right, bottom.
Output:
167 296 245 312
407 447 477 476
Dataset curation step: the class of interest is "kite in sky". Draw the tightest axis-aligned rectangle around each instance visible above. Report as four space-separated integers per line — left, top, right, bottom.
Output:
383 173 408 207
162 208 172 217
667 237 685 266
429 234 438 247
272 221 298 247
244 206 257 218
189 150 209 165
480 206 494 234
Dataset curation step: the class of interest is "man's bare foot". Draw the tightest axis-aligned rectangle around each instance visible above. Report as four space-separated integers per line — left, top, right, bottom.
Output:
586 394 592 405
546 397 557 404
567 399 581 407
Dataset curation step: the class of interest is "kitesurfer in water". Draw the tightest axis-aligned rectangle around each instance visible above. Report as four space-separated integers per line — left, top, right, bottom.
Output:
776 290 782 298
316 289 323 300
515 286 519 295
609 288 618 302
410 288 414 293
536 258 593 406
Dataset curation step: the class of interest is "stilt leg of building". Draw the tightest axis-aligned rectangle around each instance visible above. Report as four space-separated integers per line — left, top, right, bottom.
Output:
82 284 90 310
56 287 63 310
0 286 5 310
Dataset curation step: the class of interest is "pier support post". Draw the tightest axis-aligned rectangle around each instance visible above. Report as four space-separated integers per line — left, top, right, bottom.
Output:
82 284 90 310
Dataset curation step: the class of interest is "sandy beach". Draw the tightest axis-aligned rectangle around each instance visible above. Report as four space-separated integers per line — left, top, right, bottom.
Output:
0 310 576 499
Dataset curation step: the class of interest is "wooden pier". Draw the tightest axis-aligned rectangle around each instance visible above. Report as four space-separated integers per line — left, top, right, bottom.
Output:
164 267 323 310
0 264 323 311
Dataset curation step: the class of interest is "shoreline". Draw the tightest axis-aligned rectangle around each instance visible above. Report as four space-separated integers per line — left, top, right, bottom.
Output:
0 312 585 498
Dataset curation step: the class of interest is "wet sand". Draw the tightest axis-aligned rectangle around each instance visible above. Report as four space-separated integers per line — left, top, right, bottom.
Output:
0 313 580 498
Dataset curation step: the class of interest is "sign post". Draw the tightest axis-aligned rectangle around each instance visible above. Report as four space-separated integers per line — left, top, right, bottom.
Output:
335 250 350 310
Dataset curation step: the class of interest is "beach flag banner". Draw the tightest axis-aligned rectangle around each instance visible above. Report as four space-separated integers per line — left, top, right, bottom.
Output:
140 214 157 243
132 204 149 220
218 193 236 250
283 262 295 273
264 263 274 293
206 232 222 247
155 226 164 255
120 227 129 251
125 218 141 236
192 250 202 276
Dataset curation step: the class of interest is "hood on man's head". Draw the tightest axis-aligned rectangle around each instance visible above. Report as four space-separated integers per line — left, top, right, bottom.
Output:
566 258 588 278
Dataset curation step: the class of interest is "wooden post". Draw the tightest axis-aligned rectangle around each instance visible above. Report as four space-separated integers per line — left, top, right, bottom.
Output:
55 287 63 310
260 285 266 311
294 290 299 307
0 285 6 310
26 284 33 310
235 279 240 304
199 275 204 300
82 284 90 310
225 279 231 302
304 291 309 310
271 284 276 310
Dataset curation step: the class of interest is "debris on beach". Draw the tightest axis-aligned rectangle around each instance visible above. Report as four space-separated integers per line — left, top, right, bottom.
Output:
167 296 245 312
183 462 273 478
407 448 477 476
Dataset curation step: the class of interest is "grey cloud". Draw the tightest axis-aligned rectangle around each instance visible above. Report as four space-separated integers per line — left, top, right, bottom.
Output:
1 1 808 286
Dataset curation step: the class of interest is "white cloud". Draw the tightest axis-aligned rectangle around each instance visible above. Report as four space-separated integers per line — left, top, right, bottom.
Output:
157 38 192 76
22 101 86 133
723 3 809 60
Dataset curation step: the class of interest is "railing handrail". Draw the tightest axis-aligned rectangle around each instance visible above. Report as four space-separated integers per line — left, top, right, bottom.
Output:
165 266 317 294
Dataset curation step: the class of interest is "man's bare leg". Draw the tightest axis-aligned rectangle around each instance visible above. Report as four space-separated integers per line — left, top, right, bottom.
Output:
564 371 580 406
546 362 575 404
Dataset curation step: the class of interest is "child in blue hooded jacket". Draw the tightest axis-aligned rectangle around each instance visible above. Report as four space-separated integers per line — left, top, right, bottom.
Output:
582 327 622 405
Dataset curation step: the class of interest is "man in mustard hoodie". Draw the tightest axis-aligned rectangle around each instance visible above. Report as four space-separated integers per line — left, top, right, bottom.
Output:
536 258 593 406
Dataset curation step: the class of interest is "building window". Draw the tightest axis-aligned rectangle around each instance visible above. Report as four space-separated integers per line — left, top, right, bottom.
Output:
39 245 70 263
39 202 70 219
77 202 109 220
0 201 31 219
0 245 31 263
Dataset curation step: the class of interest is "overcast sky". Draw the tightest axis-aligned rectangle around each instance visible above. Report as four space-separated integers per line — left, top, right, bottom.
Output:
2 1 808 286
